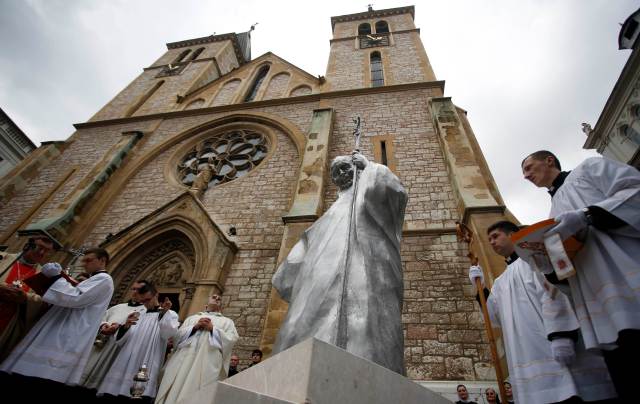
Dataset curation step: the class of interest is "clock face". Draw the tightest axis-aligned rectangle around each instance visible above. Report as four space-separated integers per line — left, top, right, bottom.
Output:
360 34 388 49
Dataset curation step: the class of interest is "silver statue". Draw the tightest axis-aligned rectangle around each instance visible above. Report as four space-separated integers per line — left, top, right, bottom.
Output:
272 142 408 374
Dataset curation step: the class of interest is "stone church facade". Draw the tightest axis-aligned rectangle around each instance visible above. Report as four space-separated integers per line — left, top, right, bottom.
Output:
0 5 516 389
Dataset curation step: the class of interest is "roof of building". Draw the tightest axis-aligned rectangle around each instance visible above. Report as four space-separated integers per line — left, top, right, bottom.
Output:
330 5 415 31
0 107 37 152
166 31 252 64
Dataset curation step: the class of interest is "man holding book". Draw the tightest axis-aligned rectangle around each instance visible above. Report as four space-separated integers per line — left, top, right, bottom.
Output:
522 150 640 400
469 221 615 403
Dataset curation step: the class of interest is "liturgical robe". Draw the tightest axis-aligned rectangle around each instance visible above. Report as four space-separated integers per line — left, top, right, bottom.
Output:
155 311 238 404
80 301 146 389
487 256 616 403
549 157 640 349
0 272 113 384
272 160 408 374
97 308 178 399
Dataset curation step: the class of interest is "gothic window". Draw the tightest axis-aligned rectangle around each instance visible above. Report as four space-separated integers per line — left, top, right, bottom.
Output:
358 23 372 36
619 124 640 145
630 104 640 118
173 49 191 64
370 51 384 87
177 129 270 189
190 47 205 61
244 65 270 102
375 20 389 33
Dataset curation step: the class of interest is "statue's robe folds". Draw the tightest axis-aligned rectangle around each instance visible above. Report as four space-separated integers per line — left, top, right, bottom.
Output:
272 161 408 374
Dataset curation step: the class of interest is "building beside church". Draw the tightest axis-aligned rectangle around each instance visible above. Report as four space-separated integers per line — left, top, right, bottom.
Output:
0 5 516 395
584 7 640 167
0 107 36 178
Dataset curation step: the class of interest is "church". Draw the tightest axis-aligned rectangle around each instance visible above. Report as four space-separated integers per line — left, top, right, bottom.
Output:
0 5 516 395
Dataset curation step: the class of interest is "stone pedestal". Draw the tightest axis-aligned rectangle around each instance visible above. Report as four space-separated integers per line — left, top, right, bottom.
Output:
181 338 449 404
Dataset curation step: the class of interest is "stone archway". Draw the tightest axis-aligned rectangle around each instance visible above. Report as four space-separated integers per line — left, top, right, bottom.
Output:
110 230 196 316
101 192 237 319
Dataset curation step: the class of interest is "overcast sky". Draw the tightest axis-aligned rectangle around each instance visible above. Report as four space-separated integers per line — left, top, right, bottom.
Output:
0 0 637 224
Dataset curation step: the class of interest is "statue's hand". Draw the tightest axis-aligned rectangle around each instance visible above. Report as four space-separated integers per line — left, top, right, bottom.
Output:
352 152 367 170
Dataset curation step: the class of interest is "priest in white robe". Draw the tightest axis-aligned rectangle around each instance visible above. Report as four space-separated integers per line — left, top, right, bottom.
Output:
80 279 149 389
0 247 114 386
469 221 616 403
155 294 238 404
522 151 640 400
272 152 408 374
97 287 178 400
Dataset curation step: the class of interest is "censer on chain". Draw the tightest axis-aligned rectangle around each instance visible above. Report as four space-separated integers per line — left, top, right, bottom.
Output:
130 363 149 399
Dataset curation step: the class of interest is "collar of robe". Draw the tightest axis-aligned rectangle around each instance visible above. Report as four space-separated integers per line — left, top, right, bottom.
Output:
548 171 571 197
127 300 143 307
505 251 519 265
90 270 108 277
200 311 222 316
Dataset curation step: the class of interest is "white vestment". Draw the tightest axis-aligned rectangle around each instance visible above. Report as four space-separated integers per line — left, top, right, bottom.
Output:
81 302 147 389
0 272 114 385
272 161 408 374
155 311 238 404
487 257 616 403
97 309 179 399
550 157 640 349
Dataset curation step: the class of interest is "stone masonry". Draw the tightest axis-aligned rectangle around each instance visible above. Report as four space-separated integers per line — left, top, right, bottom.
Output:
0 6 511 381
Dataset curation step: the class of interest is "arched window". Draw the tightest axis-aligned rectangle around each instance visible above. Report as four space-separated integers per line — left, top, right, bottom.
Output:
620 124 640 145
173 49 191 64
244 65 270 102
189 47 205 61
630 104 640 118
375 20 389 34
358 23 372 36
370 52 384 87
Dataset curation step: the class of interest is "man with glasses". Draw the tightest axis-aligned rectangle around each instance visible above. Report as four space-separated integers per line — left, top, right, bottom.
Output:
156 294 238 404
0 236 56 361
80 280 150 391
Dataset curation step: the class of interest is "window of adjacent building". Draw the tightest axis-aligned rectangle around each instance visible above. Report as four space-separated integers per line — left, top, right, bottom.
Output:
375 20 389 34
244 65 270 102
370 51 384 87
358 23 372 36
190 47 205 61
620 124 640 145
173 49 192 64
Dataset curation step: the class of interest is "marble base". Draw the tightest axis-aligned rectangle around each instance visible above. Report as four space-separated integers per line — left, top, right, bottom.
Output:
183 338 450 404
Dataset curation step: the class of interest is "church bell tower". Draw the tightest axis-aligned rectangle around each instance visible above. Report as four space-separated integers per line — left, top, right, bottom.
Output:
324 6 437 91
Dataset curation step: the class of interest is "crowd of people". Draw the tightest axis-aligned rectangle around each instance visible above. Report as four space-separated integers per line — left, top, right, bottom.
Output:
0 150 639 404
465 151 640 403
0 245 263 403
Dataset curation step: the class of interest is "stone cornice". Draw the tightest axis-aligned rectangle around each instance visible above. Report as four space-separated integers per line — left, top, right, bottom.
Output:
331 6 415 31
166 32 236 49
144 57 216 71
330 28 420 44
74 80 445 129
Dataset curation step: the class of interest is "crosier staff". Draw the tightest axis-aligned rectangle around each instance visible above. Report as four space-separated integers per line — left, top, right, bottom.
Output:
456 221 508 404
336 116 362 350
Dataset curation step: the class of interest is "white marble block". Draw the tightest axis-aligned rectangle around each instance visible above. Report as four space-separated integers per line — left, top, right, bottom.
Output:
183 338 450 404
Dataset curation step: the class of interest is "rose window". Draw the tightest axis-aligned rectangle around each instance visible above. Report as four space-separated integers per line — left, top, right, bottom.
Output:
178 129 269 188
